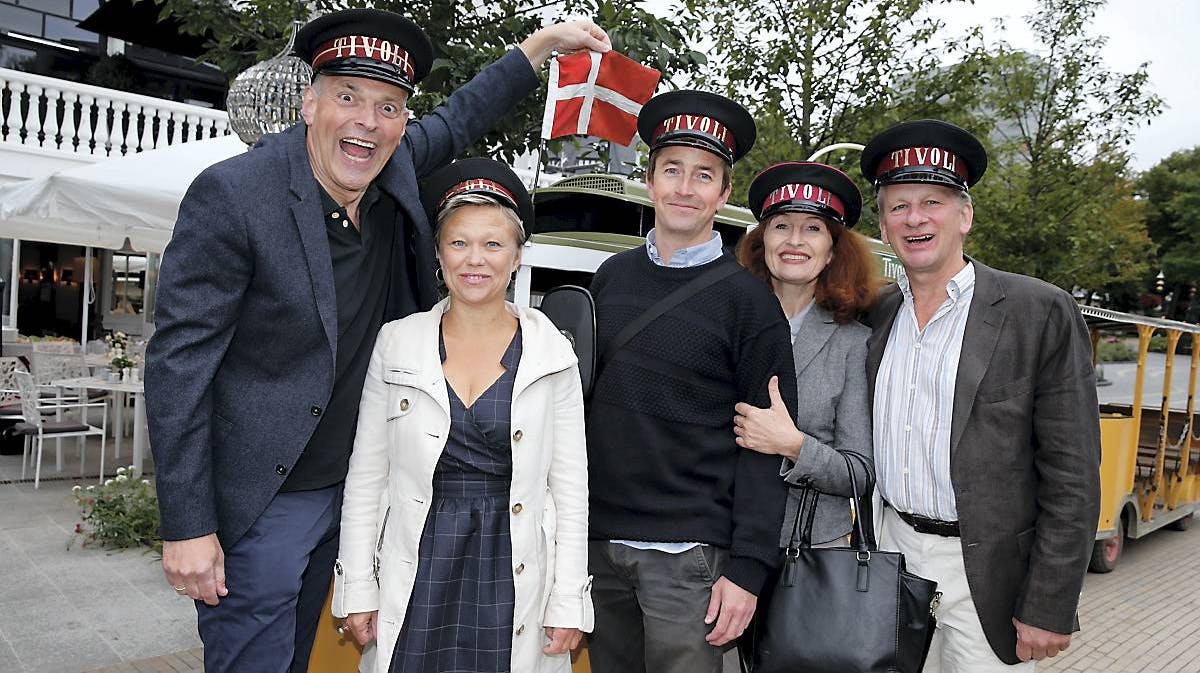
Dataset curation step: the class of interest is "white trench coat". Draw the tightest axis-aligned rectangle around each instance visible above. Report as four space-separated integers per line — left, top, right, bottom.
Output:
333 299 593 673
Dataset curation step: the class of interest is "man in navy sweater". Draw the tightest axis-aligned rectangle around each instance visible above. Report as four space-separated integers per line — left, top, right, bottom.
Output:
585 90 797 673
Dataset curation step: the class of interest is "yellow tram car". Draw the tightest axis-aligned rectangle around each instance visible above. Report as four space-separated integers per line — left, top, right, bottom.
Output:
1083 306 1200 573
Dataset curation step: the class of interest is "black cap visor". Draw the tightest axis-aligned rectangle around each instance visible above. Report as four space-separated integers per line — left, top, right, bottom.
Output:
316 58 416 93
876 165 967 191
761 200 846 227
652 130 735 165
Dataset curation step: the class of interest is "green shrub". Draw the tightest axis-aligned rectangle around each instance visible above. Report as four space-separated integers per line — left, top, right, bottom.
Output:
72 466 161 554
1096 338 1137 362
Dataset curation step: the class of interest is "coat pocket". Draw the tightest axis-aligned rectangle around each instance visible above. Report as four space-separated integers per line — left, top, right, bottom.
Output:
976 375 1034 404
373 506 392 587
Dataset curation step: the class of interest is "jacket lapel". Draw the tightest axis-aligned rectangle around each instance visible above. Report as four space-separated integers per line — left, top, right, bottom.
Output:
950 261 1006 457
285 125 337 360
378 154 439 310
866 285 903 400
792 305 837 378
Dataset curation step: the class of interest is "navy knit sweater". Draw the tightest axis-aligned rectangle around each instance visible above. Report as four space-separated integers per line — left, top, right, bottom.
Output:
586 248 797 595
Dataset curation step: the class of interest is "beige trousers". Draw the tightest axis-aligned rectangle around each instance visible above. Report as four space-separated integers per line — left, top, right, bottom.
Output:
879 509 1037 673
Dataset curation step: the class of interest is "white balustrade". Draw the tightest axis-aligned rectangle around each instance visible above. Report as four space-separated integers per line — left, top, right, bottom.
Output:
0 67 230 157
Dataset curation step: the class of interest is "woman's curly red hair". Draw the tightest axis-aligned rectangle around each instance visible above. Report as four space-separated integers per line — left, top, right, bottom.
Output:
736 218 880 324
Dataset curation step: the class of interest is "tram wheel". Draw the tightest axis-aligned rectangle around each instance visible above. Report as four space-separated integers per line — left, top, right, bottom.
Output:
1088 518 1124 574
1167 513 1193 531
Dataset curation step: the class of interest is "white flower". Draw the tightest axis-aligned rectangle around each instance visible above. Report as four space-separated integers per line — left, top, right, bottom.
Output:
86 485 96 491
104 479 114 486
72 485 81 493
116 466 126 475
141 479 150 485
127 464 136 471
115 474 128 483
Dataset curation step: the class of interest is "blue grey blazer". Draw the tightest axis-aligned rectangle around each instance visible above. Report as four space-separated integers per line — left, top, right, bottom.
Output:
145 49 539 548
777 304 874 547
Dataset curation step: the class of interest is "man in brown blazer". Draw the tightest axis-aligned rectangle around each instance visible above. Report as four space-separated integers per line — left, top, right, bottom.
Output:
861 119 1101 672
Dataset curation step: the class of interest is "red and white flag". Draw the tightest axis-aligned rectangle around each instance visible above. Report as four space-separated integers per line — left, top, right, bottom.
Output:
540 50 661 147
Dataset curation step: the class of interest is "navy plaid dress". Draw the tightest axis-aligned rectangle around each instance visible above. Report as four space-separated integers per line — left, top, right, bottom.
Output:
388 325 521 673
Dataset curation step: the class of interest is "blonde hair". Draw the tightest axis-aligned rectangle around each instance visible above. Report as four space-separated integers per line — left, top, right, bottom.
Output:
434 193 525 246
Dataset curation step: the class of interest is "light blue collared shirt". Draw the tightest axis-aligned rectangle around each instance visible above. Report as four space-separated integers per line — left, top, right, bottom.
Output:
614 228 725 554
645 228 724 268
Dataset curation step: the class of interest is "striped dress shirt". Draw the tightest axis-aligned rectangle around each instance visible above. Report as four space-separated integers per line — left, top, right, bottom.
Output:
873 262 975 521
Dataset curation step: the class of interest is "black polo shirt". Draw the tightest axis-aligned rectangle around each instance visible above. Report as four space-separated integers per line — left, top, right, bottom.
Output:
280 182 407 491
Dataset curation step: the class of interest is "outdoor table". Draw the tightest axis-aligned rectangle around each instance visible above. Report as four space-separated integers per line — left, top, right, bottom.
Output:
51 376 148 478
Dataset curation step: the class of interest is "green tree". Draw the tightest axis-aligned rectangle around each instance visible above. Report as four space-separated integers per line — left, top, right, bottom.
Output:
1138 146 1200 319
676 0 989 210
964 0 1160 294
153 0 703 160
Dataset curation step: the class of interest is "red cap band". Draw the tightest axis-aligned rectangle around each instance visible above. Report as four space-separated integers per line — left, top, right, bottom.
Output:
761 183 846 219
439 179 517 211
312 36 415 82
652 114 737 156
875 146 968 181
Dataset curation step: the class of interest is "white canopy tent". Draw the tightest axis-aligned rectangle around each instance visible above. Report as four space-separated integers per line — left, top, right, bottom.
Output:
0 134 248 253
0 134 247 341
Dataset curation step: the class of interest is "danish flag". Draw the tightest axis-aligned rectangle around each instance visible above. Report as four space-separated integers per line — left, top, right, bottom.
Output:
540 50 661 147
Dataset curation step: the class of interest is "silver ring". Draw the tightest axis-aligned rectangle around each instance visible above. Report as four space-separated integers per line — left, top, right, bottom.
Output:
173 585 187 593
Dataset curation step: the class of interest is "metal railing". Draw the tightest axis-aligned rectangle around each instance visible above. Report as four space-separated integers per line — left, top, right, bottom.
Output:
0 67 230 157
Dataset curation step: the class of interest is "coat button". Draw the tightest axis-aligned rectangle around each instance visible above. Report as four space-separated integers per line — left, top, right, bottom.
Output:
511 503 523 514
310 405 322 416
400 399 410 411
515 563 525 575
275 464 288 476
515 625 525 636
513 429 523 441
334 560 343 576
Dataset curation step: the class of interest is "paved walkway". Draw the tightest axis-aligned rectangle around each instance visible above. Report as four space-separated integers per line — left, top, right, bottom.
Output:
1043 522 1200 672
0 442 200 673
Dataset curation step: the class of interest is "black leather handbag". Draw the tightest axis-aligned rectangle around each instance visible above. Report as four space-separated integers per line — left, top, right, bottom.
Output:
743 451 940 673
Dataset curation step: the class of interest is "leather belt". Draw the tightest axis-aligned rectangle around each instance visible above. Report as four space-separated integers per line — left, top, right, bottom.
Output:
892 507 960 538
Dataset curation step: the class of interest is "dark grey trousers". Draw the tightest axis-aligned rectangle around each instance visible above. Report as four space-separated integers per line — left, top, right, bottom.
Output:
587 541 730 673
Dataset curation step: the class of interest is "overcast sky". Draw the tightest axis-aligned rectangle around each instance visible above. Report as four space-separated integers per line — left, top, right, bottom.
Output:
642 0 1197 171
933 0 1199 170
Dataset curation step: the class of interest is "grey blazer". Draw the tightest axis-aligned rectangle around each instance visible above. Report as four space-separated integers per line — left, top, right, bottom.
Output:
865 259 1101 665
145 49 539 549
777 304 874 548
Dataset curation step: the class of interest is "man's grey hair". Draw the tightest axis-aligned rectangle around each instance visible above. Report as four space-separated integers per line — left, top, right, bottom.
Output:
434 193 526 246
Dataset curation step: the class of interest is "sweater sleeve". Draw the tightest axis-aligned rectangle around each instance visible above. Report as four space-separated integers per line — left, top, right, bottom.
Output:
725 315 796 595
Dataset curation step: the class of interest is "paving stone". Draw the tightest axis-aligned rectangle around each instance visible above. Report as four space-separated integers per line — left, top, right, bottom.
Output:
10 629 120 673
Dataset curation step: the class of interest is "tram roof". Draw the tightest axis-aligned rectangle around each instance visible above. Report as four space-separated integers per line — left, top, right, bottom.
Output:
1079 305 1200 335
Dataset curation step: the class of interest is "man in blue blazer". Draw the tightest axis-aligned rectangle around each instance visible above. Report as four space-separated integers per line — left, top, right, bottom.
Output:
145 9 609 672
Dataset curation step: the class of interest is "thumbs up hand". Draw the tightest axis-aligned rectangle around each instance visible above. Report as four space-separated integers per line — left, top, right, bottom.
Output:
733 375 804 460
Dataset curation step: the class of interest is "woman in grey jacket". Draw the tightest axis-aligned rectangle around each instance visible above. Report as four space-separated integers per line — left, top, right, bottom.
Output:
733 161 879 547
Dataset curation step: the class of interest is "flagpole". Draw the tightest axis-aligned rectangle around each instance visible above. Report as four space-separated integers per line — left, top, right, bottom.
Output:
530 137 547 228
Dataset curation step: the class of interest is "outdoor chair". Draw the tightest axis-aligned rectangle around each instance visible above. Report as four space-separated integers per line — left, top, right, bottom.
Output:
0 357 29 419
14 371 108 489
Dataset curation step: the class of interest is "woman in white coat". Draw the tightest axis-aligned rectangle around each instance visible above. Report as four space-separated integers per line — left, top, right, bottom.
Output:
334 158 591 673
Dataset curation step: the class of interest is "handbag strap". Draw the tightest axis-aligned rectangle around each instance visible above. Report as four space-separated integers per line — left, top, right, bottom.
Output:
785 451 875 553
596 259 741 384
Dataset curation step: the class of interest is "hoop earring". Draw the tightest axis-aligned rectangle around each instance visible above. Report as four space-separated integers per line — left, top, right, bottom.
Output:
435 267 444 284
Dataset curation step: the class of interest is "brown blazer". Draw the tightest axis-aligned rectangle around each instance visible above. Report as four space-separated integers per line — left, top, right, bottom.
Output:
865 259 1101 664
